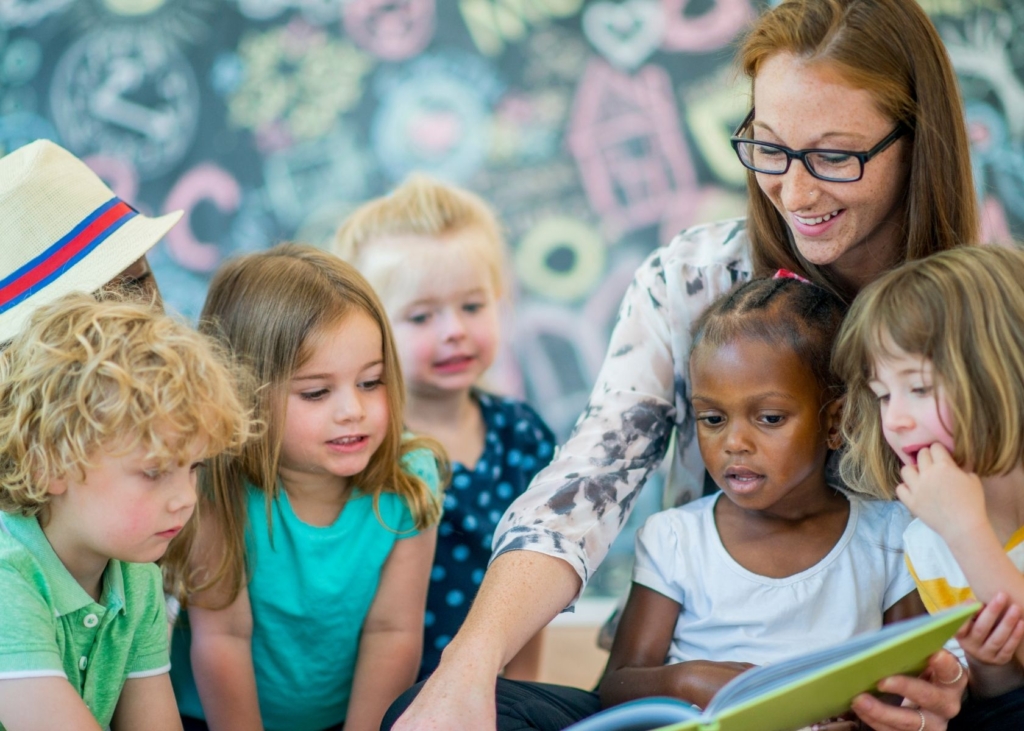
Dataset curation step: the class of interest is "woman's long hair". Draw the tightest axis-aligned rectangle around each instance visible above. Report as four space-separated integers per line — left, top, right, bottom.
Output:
738 0 977 301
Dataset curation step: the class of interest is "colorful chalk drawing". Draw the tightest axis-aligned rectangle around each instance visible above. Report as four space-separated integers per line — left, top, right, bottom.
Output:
0 111 56 156
458 0 583 56
232 0 342 23
0 35 42 116
228 22 373 150
371 52 500 183
661 0 752 53
522 26 588 85
163 163 242 274
1 35 40 85
919 0 1000 18
65 0 214 45
489 89 567 164
472 159 595 246
49 28 200 179
263 123 370 228
0 0 74 28
582 0 663 72
514 216 607 302
658 185 746 247
567 59 697 237
514 251 645 436
942 12 1024 140
343 0 436 62
683 67 749 189
84 153 140 204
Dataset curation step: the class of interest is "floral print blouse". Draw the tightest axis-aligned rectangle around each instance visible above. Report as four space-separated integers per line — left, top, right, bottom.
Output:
491 218 753 603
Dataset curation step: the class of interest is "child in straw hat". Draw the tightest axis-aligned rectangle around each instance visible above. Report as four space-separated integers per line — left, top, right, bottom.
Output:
0 139 182 344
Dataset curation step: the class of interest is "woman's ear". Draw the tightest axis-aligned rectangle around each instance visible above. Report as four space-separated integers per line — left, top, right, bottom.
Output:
825 396 845 451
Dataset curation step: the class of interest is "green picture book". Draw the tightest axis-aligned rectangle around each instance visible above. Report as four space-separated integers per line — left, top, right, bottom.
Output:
570 602 978 731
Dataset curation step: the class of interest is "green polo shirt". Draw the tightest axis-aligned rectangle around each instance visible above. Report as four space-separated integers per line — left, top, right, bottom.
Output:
0 512 170 730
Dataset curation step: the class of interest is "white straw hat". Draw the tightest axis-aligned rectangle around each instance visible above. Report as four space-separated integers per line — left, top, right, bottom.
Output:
0 140 183 342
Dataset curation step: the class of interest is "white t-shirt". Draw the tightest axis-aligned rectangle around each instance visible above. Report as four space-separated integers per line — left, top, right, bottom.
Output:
633 492 916 666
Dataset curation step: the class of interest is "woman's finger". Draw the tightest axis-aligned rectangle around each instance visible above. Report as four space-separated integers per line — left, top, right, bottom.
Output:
851 694 945 731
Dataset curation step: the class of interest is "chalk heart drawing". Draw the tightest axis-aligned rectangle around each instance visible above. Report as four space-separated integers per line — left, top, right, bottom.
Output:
582 0 664 71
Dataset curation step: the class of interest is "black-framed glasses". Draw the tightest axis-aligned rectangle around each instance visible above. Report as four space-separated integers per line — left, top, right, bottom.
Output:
730 108 906 183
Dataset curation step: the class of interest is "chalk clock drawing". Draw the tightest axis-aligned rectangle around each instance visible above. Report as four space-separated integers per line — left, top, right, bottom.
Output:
49 28 199 179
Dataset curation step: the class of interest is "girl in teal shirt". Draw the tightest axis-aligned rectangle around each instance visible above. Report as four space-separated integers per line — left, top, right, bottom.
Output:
166 244 447 731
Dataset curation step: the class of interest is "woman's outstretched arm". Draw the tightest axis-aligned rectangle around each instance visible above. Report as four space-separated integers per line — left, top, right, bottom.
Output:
391 550 580 731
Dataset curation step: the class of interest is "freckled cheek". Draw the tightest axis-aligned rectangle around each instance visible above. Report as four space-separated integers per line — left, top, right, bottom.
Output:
757 175 784 209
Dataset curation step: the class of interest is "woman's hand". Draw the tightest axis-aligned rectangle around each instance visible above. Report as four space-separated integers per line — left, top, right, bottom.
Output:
390 654 498 731
850 650 966 731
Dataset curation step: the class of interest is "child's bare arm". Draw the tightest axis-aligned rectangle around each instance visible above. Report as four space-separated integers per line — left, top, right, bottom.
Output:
882 590 926 624
345 527 437 731
185 514 263 731
0 677 104 731
897 444 1024 666
599 583 753 710
110 674 183 731
189 582 262 731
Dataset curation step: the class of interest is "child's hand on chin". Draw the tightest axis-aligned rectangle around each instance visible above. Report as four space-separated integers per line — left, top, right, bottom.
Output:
895 443 987 542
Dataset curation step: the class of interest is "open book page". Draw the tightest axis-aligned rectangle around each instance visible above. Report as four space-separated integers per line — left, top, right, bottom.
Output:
568 604 976 731
663 603 978 731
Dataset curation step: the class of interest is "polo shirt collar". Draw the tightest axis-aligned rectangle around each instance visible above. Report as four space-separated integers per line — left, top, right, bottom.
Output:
0 512 127 617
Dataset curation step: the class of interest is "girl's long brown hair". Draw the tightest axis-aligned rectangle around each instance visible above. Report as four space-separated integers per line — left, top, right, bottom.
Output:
739 0 978 301
166 244 446 608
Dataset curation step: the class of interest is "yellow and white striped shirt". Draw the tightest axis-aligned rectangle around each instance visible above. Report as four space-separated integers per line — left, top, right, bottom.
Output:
904 518 1024 614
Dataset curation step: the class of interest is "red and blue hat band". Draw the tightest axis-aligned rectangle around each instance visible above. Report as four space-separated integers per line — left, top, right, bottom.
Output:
0 198 137 315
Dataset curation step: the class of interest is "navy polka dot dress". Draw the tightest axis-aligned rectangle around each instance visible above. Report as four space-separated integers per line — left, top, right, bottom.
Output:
419 391 555 678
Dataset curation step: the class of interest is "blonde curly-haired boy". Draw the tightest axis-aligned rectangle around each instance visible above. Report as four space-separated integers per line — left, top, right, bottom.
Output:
0 293 253 731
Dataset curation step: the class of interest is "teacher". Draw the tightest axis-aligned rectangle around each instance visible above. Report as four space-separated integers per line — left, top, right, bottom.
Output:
390 0 975 729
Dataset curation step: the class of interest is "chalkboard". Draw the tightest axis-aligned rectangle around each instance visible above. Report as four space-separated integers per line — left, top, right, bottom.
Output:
3 0 1022 596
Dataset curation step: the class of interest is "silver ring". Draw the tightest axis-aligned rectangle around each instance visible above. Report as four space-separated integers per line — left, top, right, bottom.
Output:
915 709 926 731
937 662 965 685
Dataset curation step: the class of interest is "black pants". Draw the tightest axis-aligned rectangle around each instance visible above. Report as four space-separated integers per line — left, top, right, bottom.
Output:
949 685 1024 731
382 678 601 731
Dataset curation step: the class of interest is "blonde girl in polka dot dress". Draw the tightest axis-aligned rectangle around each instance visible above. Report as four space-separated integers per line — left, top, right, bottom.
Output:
335 174 556 681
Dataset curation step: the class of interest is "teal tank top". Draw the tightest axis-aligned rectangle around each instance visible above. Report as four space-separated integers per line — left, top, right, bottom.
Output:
171 449 440 731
